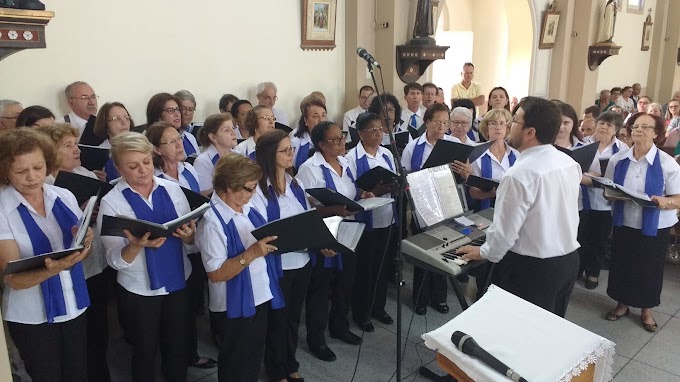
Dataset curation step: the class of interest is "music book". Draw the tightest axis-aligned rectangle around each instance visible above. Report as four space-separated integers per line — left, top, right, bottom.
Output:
305 188 394 212
100 200 211 239
54 171 114 205
78 144 111 171
467 141 494 163
179 186 210 210
185 155 198 165
390 130 411 150
583 174 657 207
407 165 465 228
4 196 98 274
423 140 492 169
408 124 426 139
251 209 366 253
554 142 599 173
355 165 399 191
275 122 292 134
236 138 246 145
465 175 500 192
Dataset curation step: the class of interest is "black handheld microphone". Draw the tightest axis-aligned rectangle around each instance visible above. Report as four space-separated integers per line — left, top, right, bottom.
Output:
451 331 529 382
356 47 381 68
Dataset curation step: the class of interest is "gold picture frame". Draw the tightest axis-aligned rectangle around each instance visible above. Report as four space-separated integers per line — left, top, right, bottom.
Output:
641 12 652 51
301 0 337 51
538 1 560 50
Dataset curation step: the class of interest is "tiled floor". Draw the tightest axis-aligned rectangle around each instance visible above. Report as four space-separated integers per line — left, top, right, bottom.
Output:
101 263 680 381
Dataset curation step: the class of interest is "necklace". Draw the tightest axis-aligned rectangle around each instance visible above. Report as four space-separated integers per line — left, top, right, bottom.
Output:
630 162 644 179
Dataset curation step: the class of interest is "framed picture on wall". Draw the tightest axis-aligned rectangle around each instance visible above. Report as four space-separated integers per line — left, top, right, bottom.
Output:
538 1 560 49
641 12 652 51
301 0 337 51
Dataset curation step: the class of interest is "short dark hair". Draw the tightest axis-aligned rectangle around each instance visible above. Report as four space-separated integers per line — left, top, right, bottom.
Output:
359 85 374 95
584 105 601 118
15 105 55 128
423 103 450 123
596 111 624 129
463 62 474 68
230 100 252 119
622 86 632 93
557 102 583 142
452 98 477 121
518 96 561 144
367 93 401 127
146 93 181 126
94 102 135 139
295 99 327 138
219 94 239 113
639 95 652 103
355 112 381 131
422 82 437 93
199 113 233 147
403 83 423 96
310 121 340 152
610 87 622 94
487 86 510 112
255 129 294 197
625 113 665 137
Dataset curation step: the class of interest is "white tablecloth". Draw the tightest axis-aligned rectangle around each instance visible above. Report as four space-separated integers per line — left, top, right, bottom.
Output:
423 285 615 382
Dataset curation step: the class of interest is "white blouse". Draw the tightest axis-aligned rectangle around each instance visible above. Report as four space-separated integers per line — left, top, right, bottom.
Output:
291 132 312 168
587 138 629 211
297 151 358 201
471 142 519 180
193 145 220 192
401 133 461 172
233 137 256 158
0 184 87 324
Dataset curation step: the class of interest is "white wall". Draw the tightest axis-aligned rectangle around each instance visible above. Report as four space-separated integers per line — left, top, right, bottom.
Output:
596 0 656 92
0 0 346 125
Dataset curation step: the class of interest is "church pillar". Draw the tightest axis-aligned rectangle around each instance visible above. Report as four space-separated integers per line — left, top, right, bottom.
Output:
646 0 680 103
343 0 376 111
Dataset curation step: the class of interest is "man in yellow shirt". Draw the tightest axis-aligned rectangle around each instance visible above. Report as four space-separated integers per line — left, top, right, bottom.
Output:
450 62 484 107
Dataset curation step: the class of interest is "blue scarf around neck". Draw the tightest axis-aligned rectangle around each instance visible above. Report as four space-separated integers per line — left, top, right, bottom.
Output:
479 149 516 210
183 134 196 156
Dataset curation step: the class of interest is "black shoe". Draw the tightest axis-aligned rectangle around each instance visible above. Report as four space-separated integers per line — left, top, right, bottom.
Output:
287 376 305 382
372 311 393 325
190 357 217 369
309 344 337 362
415 305 427 315
354 320 375 332
330 330 363 344
585 277 599 290
432 303 449 314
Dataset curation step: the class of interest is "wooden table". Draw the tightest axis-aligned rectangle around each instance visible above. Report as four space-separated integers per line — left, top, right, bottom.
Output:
436 353 595 382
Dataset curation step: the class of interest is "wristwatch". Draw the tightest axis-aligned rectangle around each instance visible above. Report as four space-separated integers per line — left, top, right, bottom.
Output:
238 255 247 266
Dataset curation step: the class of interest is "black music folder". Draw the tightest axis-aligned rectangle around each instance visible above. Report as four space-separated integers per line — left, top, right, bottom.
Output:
394 130 411 150
554 142 599 173
78 144 110 171
180 186 210 210
423 140 493 169
468 141 494 163
100 202 210 240
305 188 394 212
600 159 609 177
584 174 657 207
185 155 198 165
355 165 399 191
54 171 114 205
275 122 292 134
408 124 426 139
251 210 365 253
4 196 97 274
236 138 246 145
465 175 500 192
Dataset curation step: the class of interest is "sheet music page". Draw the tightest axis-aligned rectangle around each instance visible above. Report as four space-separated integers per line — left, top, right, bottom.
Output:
407 169 444 227
356 197 394 211
337 222 365 252
431 165 464 219
323 216 342 239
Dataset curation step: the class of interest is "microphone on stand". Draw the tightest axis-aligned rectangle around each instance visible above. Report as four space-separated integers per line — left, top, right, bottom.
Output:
356 47 381 68
451 331 529 382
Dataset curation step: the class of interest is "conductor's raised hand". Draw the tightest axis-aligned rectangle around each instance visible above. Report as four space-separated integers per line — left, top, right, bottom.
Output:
246 236 279 259
172 220 196 244
123 230 166 249
455 245 482 261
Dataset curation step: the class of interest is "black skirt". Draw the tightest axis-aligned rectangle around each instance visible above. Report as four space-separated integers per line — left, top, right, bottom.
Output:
607 226 670 308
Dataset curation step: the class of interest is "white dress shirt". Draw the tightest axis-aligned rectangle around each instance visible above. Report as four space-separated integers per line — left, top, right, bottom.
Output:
0 184 87 324
480 145 582 262
587 138 629 211
471 142 519 179
297 151 358 202
98 177 192 296
401 133 461 171
273 107 289 127
250 175 311 270
234 137 256 158
195 193 273 313
58 111 88 138
98 138 111 149
194 145 220 192
345 143 396 228
397 105 427 132
605 145 680 229
343 106 367 132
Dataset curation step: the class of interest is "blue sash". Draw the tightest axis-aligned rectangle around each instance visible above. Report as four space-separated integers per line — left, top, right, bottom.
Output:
211 153 220 165
479 150 516 210
104 158 119 182
612 150 664 236
295 142 310 169
411 140 426 172
467 128 476 142
183 134 196 156
248 150 257 161
211 205 284 318
355 148 397 231
17 197 90 323
265 181 306 269
122 185 186 292
181 166 200 193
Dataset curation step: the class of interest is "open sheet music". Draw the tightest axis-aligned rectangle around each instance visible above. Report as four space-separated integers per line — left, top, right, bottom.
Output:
100 201 211 239
584 173 657 207
407 165 465 228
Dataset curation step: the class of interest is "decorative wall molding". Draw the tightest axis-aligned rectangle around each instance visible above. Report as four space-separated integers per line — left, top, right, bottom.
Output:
0 8 53 61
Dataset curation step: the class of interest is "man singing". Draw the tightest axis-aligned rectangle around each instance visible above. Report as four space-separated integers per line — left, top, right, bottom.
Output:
457 97 581 317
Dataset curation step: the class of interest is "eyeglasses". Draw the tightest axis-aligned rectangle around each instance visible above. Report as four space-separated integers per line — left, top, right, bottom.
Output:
631 124 655 130
261 95 278 102
361 127 383 134
70 94 98 101
450 121 469 127
277 146 296 155
429 120 450 128
258 115 277 122
511 118 524 126
324 137 345 146
385 108 396 114
159 137 182 146
162 107 181 114
242 184 257 193
180 107 196 113
359 96 370 101
108 115 131 123
487 121 508 128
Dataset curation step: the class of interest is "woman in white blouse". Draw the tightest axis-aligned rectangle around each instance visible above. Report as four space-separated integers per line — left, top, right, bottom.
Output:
233 106 276 159
97 132 197 382
194 113 238 193
230 100 253 140
449 107 476 146
0 129 94 382
604 113 680 332
345 113 397 331
93 102 135 182
194 153 281 382
291 98 328 170
37 123 112 381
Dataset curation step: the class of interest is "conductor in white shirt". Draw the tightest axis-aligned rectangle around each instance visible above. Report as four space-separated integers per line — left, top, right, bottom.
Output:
457 97 582 317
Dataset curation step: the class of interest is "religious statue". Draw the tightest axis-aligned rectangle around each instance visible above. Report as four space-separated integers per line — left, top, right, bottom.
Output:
413 0 434 39
0 0 45 10
597 0 617 43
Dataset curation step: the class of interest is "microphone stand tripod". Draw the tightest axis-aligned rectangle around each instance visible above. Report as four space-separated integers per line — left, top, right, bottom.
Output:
365 60 410 382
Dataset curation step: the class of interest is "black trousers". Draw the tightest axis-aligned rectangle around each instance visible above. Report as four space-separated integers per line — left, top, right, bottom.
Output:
117 284 189 382
578 210 612 278
410 220 447 307
185 265 206 365
266 262 312 381
493 251 580 317
219 302 269 382
187 252 207 313
8 312 87 382
352 226 393 323
85 270 111 382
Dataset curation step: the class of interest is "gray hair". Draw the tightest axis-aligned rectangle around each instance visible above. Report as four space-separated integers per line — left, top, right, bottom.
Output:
64 81 90 98
450 107 472 124
256 82 277 96
174 90 196 106
0 99 21 115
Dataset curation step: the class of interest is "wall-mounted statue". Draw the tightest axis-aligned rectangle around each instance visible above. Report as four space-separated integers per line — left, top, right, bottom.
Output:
597 0 617 43
0 0 45 11
413 0 434 39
